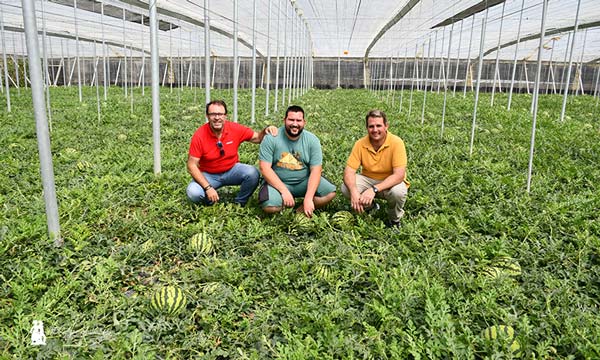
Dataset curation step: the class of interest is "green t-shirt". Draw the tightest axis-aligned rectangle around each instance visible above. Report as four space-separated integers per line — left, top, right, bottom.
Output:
259 127 323 185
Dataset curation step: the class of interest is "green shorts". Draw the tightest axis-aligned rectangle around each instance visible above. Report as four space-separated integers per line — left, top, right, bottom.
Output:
258 177 336 208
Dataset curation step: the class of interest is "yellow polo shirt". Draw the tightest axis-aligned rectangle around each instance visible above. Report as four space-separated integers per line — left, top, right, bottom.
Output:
346 132 409 185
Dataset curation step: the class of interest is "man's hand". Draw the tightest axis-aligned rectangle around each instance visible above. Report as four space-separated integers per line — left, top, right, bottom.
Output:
206 187 219 203
265 125 278 136
302 198 315 217
281 188 295 208
350 193 364 213
359 187 376 208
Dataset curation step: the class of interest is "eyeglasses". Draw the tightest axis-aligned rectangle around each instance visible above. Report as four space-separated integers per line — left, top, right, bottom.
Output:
208 112 226 118
216 141 225 157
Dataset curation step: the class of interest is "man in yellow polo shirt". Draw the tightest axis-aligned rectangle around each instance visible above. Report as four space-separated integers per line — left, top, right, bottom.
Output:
341 109 409 228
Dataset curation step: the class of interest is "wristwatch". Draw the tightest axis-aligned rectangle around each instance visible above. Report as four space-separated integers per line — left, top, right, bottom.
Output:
372 185 379 194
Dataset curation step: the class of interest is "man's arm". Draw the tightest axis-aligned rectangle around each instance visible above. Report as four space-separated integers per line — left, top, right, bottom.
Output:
373 167 406 192
187 155 219 203
343 165 364 213
249 125 278 144
302 165 322 216
259 160 295 208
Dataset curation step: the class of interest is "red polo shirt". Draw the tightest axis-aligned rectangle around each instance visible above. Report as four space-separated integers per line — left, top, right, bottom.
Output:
188 121 254 174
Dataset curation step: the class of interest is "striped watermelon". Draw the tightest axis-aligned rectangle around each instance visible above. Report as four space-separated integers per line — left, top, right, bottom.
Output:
481 325 521 357
331 211 354 230
288 213 314 234
151 286 187 315
189 232 213 254
491 256 521 276
314 264 331 280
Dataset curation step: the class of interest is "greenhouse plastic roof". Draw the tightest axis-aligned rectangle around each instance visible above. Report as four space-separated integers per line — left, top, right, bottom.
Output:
1 0 599 62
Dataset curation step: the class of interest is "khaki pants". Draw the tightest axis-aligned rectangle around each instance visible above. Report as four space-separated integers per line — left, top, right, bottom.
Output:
341 174 408 222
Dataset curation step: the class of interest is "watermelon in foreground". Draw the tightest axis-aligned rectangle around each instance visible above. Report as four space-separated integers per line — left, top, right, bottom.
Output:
151 286 187 315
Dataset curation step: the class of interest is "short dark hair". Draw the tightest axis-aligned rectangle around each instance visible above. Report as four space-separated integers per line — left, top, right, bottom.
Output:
365 109 387 127
285 105 305 119
206 100 228 115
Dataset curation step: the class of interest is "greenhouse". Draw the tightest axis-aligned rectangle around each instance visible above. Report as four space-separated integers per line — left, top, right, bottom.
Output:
1 0 599 357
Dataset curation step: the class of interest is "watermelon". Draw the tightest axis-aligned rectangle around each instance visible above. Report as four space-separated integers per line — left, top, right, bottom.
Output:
288 213 314 234
151 286 187 315
491 256 521 276
314 264 331 280
481 325 521 357
331 211 354 230
189 232 213 254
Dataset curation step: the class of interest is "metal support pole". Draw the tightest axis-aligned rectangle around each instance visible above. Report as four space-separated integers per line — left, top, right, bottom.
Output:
442 23 454 137
575 29 587 96
399 47 407 113
101 2 107 99
469 9 488 157
527 0 548 193
149 0 161 175
204 0 211 104
508 0 525 110
421 37 432 124
453 20 463 95
251 0 257 123
74 0 82 101
560 0 581 121
22 0 62 246
233 0 238 122
265 0 272 115
464 16 475 97
274 0 281 112
491 2 505 106
0 7 12 111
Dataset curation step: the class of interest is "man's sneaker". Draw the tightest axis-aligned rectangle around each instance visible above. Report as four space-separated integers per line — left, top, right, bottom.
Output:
385 219 401 229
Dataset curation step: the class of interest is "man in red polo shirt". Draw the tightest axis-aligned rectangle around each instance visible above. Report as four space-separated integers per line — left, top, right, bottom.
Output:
187 100 277 206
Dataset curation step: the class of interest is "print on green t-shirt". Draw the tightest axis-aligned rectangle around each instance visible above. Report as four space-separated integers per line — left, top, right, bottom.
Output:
259 127 323 185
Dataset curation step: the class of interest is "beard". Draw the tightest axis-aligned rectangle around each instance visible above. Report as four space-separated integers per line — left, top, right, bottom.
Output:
285 126 303 138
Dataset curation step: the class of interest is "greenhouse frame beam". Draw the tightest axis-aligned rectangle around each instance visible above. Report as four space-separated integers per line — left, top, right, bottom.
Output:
3 25 150 55
363 0 419 60
119 0 266 59
480 20 600 59
431 0 505 28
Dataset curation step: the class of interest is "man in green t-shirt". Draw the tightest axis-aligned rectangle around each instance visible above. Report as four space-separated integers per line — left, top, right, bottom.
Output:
259 105 336 217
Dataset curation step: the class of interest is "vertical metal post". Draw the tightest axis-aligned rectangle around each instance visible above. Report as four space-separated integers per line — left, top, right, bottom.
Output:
421 37 432 124
453 20 463 95
575 29 587 96
74 0 82 101
545 40 555 94
560 0 581 121
508 0 525 110
281 1 288 109
469 9 488 157
491 1 505 106
527 0 549 193
399 47 407 112
441 23 453 137
265 0 272 115
21 0 62 246
204 0 211 104
559 32 571 90
274 0 281 112
431 30 439 93
251 0 257 123
464 16 475 97
233 0 238 122
141 14 145 95
101 2 107 100
149 0 161 175
0 7 11 111
408 44 418 119
123 9 128 96
437 28 446 93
